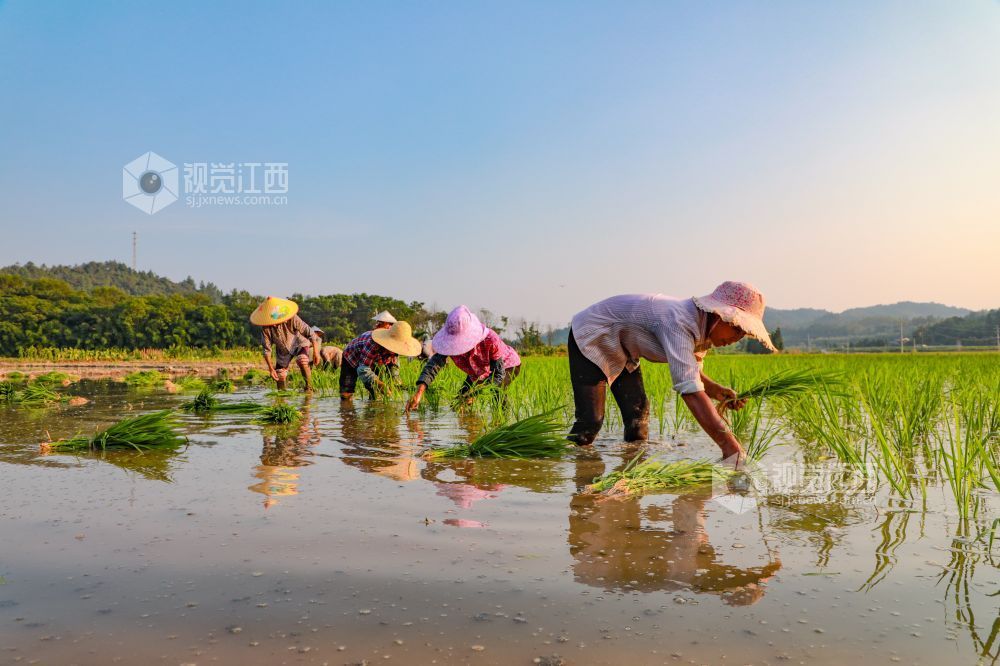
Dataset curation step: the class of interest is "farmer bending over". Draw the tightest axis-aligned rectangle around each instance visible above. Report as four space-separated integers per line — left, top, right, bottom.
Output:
372 310 397 330
340 321 422 400
406 305 521 412
251 296 322 392
310 327 343 370
567 281 776 463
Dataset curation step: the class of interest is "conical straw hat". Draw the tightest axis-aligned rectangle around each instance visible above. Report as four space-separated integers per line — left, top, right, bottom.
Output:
250 296 299 326
373 310 397 324
371 321 422 357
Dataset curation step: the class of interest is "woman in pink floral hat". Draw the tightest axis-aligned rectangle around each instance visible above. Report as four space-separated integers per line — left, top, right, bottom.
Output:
405 305 521 412
567 282 776 462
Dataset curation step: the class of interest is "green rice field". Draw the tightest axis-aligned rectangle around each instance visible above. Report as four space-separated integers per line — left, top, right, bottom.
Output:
1 352 997 664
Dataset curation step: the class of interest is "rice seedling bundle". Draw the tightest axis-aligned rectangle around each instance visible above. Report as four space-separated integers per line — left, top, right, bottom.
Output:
32 371 74 385
42 410 186 453
0 381 17 402
124 370 165 387
210 379 236 393
588 453 732 497
722 368 845 412
19 383 60 404
175 376 207 392
254 404 302 424
181 389 265 414
423 408 569 460
1 382 61 405
242 368 269 385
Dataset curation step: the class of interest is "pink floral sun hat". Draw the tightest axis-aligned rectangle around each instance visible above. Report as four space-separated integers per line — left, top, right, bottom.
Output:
692 281 776 352
432 305 490 356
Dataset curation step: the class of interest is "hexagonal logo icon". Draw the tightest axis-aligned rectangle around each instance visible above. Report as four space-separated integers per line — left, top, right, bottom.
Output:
123 152 178 215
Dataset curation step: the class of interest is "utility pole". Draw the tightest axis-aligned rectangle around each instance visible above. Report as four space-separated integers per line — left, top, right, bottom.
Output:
132 231 137 271
995 324 999 352
899 321 904 354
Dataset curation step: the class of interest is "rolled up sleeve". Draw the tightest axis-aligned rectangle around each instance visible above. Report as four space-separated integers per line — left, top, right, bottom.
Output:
655 324 705 395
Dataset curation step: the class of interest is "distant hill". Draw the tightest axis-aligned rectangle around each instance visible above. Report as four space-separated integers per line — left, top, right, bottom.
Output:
763 308 830 330
0 261 223 302
915 309 1000 347
837 301 970 320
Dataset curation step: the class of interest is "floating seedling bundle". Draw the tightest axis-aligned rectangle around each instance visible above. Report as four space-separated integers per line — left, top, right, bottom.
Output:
254 404 302 424
181 389 265 414
41 410 187 453
1 381 62 405
423 408 569 460
124 370 165 387
587 452 733 498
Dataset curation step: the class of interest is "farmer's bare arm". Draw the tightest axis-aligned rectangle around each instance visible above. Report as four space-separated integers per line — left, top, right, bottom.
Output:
682 391 745 459
262 353 279 381
405 383 426 412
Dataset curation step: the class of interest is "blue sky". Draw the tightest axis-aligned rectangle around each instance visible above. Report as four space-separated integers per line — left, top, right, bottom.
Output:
1 1 998 325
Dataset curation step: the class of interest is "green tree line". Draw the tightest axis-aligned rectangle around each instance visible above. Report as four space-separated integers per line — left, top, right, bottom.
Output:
0 273 434 356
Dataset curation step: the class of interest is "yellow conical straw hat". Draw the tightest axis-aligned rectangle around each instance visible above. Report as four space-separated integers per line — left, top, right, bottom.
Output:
371 321 423 357
250 296 299 326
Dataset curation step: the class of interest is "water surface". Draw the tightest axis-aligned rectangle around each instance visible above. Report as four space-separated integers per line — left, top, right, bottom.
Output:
1 382 997 664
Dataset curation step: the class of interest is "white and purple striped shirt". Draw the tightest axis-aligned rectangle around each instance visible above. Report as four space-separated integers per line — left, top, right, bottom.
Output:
571 294 712 394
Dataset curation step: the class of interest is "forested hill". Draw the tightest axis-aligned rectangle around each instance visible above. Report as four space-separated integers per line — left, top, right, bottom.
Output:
0 267 433 355
914 309 1000 347
0 261 223 302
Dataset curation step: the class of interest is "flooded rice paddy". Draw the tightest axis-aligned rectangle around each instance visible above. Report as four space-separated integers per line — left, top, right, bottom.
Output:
1 364 998 665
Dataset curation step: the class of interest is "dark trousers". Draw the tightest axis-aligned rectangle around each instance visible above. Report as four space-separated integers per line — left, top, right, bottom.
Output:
568 329 649 445
339 361 374 399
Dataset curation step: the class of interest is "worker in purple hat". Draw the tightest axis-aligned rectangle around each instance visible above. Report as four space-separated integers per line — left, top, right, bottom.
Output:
405 305 521 412
567 282 776 463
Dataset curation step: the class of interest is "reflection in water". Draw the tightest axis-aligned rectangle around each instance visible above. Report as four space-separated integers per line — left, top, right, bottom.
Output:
936 496 1000 664
338 402 421 482
860 498 916 592
568 455 781 605
248 409 320 508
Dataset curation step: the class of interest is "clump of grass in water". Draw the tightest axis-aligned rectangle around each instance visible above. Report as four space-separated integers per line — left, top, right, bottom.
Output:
242 368 269 386
254 404 302 424
175 376 207 392
210 378 236 393
181 389 265 414
32 371 74 385
124 370 165 387
424 408 569 460
588 453 733 497
41 410 186 453
1 382 61 405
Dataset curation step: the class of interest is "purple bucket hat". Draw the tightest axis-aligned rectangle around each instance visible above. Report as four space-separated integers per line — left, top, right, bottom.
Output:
432 305 490 356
